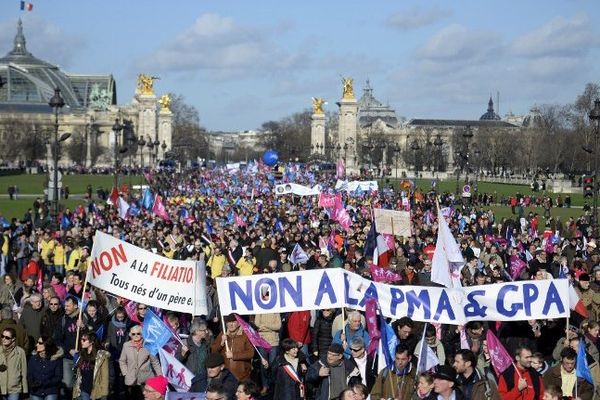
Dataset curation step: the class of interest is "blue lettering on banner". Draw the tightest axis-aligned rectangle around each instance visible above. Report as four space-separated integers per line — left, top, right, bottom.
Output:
314 271 337 306
433 290 455 321
230 280 253 311
390 288 405 315
464 290 487 318
255 278 277 310
358 283 379 307
344 273 359 306
279 276 302 308
497 285 523 317
543 282 565 315
406 290 431 319
522 283 538 316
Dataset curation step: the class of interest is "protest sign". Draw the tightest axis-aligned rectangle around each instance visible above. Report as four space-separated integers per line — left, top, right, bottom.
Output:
216 269 569 325
374 208 411 237
274 183 320 196
335 180 378 192
89 231 207 315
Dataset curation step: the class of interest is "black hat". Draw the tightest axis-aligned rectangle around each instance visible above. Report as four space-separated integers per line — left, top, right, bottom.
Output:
432 365 457 383
328 343 345 355
205 353 224 368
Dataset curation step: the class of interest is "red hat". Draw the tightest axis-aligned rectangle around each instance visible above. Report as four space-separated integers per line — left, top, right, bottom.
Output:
145 375 168 396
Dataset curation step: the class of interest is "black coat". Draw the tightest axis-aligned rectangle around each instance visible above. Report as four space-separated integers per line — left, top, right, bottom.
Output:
273 357 307 400
310 313 334 356
210 368 238 400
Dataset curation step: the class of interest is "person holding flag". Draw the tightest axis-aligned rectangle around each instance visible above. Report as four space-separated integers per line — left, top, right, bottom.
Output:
176 319 212 392
210 314 254 382
119 324 161 400
497 346 544 400
542 346 593 400
370 343 416 400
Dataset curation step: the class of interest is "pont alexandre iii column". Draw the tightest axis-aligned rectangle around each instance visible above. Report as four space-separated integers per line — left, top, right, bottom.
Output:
337 77 358 170
310 98 326 156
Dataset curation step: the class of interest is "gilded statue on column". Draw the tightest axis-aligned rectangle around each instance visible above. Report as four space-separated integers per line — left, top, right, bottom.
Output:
312 97 326 114
158 94 171 112
342 77 354 99
137 74 160 96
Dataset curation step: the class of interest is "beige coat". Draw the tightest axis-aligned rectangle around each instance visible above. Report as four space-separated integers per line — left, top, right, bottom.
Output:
119 341 161 386
0 345 27 395
73 349 110 399
254 313 282 347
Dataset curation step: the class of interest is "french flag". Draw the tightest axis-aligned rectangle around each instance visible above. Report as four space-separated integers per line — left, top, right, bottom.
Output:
20 1 33 11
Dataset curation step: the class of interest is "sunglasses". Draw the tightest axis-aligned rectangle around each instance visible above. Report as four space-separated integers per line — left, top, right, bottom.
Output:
80 338 89 342
49 303 60 306
37 340 44 345
350 348 364 352
137 307 147 310
131 333 142 336
1 335 13 340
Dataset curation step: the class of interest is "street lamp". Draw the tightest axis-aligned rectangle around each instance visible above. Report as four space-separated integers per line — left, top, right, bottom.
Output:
473 147 481 193
463 125 474 184
410 139 420 180
153 139 160 166
146 136 155 167
48 88 66 225
392 143 401 181
588 98 600 238
363 141 375 172
161 140 167 159
433 135 443 174
112 118 125 190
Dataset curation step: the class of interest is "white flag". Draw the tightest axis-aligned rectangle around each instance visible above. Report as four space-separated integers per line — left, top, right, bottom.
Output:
289 243 309 265
431 206 464 288
117 197 130 220
159 347 194 392
415 324 439 375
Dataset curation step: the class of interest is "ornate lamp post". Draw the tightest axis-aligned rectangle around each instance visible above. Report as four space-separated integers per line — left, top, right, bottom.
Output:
363 141 375 171
153 139 160 165
463 125 474 184
48 88 69 225
588 99 600 238
433 135 443 174
455 150 461 195
146 137 155 166
392 143 401 181
474 147 481 192
335 143 341 160
112 118 124 189
161 140 167 159
410 139 420 180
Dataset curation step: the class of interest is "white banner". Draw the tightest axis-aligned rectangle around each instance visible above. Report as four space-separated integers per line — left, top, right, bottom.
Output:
89 231 207 315
374 208 411 237
335 180 379 192
216 269 569 325
274 183 321 196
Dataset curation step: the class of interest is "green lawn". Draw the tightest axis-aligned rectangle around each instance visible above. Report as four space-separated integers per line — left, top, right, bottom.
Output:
0 174 142 195
0 199 86 221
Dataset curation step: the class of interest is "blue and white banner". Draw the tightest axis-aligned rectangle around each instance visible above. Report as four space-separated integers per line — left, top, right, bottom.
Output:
335 180 378 192
274 183 321 196
215 270 569 325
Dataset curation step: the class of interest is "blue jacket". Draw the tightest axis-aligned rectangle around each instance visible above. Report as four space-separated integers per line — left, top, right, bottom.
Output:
27 349 63 397
332 325 371 358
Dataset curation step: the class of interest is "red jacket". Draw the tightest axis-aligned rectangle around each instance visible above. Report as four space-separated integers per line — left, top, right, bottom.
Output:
287 311 311 344
21 259 41 283
498 365 544 400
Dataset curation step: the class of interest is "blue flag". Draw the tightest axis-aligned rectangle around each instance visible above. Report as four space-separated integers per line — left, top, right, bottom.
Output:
275 218 284 233
205 219 214 235
378 314 398 371
129 204 141 217
60 214 71 229
95 325 105 341
142 188 154 210
142 309 173 356
180 207 190 218
577 336 594 384
364 223 377 259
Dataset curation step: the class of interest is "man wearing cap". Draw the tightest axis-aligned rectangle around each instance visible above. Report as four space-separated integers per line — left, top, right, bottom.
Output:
205 353 238 400
498 346 544 400
143 375 168 400
210 315 254 381
306 343 360 400
370 343 416 400
432 365 462 400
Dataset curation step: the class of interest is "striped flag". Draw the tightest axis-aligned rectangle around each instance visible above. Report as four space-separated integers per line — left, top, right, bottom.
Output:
20 1 33 11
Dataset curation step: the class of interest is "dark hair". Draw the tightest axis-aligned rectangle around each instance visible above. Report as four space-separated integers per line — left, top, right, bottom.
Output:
350 382 368 397
206 383 227 398
38 336 59 359
425 324 436 338
544 385 562 399
396 316 413 329
2 327 16 339
455 349 477 367
337 388 356 400
394 343 410 356
51 272 64 282
560 347 577 360
237 380 259 398
78 330 98 363
64 296 79 306
281 338 298 352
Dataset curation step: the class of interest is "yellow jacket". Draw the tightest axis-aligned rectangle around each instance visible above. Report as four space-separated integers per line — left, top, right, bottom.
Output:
236 256 256 276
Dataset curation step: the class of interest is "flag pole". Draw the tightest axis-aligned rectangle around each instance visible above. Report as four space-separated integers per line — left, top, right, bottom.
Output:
220 313 231 354
75 267 91 352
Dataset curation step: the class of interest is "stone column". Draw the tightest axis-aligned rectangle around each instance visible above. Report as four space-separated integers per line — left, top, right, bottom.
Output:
337 97 358 168
311 112 326 155
158 108 173 152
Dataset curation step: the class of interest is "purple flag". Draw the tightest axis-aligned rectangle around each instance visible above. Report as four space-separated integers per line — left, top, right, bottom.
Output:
369 263 401 283
509 255 526 280
486 330 513 376
365 298 380 355
234 314 272 351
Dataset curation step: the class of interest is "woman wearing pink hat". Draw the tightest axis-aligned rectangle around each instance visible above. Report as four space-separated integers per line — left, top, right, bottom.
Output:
142 375 168 400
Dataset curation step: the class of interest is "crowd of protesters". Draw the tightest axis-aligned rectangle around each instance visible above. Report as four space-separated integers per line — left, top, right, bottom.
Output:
0 161 597 400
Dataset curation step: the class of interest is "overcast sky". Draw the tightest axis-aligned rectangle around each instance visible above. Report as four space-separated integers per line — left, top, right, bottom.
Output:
1 0 599 131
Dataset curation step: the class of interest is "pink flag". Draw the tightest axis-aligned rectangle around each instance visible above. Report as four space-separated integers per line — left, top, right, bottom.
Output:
383 234 395 251
318 193 340 209
365 298 380 355
336 158 345 179
234 213 246 227
124 300 140 324
234 314 272 351
458 325 469 350
486 330 513 376
152 195 171 222
509 255 526 280
143 171 154 184
333 207 352 232
369 263 401 283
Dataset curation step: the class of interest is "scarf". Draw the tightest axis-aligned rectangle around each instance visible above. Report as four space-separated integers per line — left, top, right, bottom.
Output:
111 315 127 329
329 362 346 400
132 340 144 351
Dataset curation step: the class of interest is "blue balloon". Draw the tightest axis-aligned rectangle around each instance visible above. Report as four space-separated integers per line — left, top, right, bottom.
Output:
262 150 279 167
